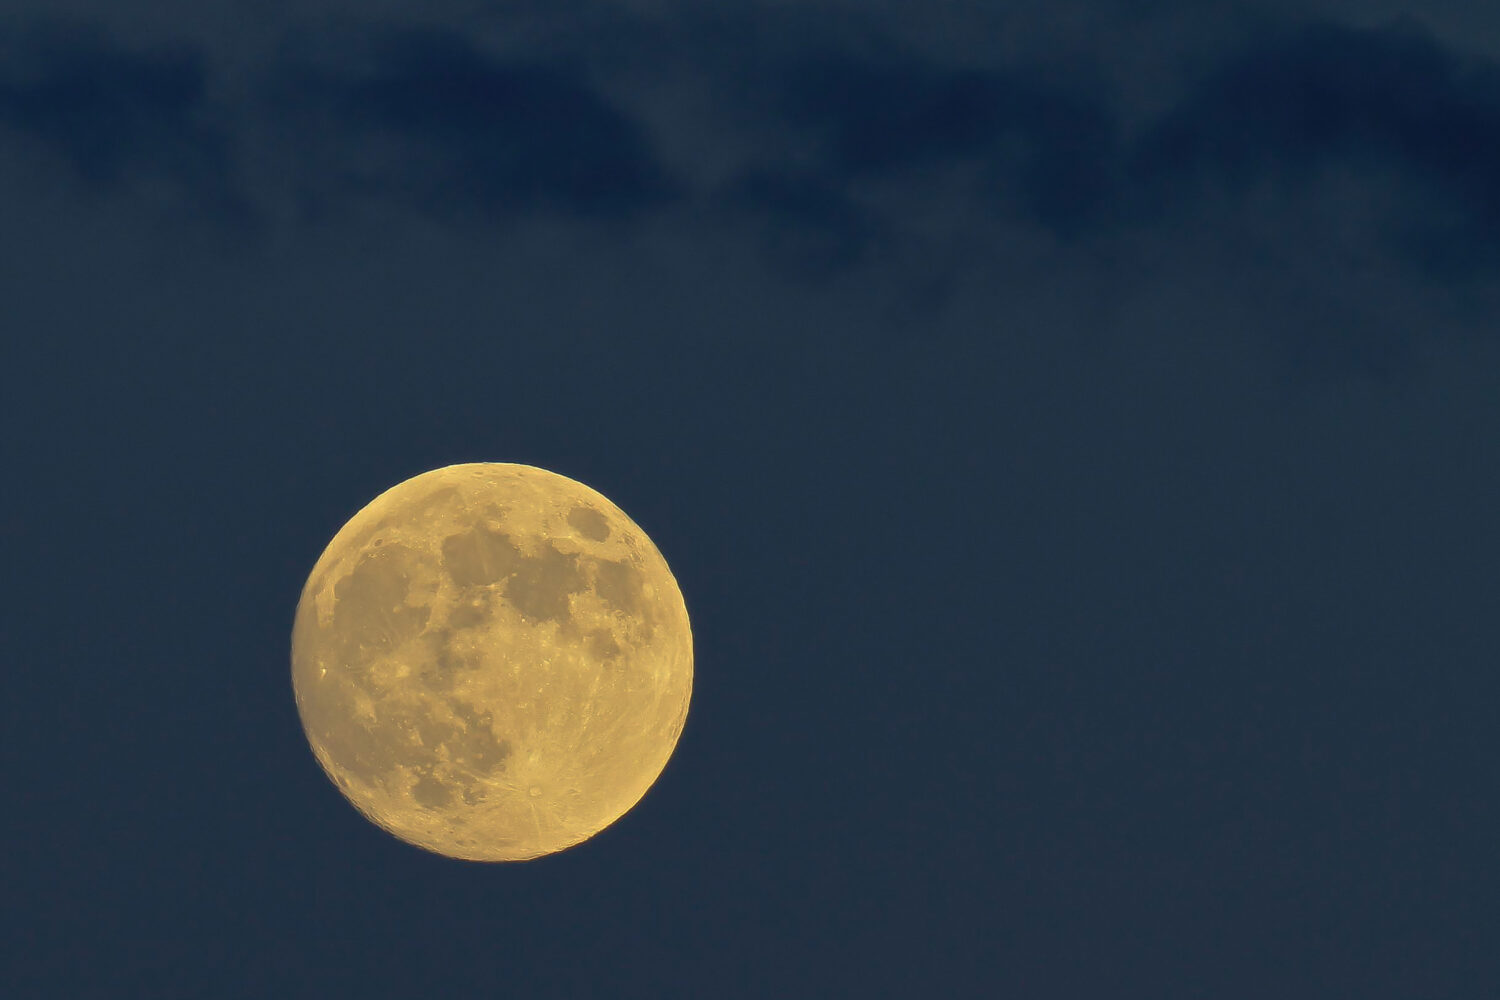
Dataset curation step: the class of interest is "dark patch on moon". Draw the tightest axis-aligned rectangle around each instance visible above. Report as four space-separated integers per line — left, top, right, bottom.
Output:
567 505 610 541
588 629 622 664
447 594 491 630
505 542 584 622
595 558 643 614
413 711 456 753
442 525 522 587
450 701 512 774
412 773 452 810
417 629 464 691
332 544 432 656
442 527 584 621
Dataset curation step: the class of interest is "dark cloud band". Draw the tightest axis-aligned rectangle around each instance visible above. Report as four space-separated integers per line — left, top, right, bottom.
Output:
3 12 1498 283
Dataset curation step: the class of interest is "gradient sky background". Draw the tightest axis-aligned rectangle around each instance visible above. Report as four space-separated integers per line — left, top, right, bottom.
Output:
4 2 1495 996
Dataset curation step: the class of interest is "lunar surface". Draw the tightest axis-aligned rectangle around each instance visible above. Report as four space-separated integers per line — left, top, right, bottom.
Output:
291 463 692 861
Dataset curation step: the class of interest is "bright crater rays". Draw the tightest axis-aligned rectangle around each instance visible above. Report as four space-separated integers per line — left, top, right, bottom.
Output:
291 463 692 861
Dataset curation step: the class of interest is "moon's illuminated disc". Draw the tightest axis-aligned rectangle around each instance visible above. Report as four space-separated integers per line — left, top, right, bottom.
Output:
291 463 692 861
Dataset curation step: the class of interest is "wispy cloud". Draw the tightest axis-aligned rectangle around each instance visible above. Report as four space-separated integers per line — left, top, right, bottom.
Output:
6 10 1500 293
715 168 883 278
265 26 683 223
1130 18 1500 276
0 25 241 212
773 55 1118 237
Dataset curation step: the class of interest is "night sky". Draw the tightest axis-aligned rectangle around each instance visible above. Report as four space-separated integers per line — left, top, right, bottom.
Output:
4 2 1495 996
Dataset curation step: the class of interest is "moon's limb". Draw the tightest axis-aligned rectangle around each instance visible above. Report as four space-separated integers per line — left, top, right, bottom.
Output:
291 464 692 861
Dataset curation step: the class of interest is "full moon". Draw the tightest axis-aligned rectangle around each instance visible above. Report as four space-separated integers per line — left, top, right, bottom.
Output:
291 463 692 861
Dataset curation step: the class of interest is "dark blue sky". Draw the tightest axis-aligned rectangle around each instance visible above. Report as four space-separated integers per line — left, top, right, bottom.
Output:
4 2 1495 996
